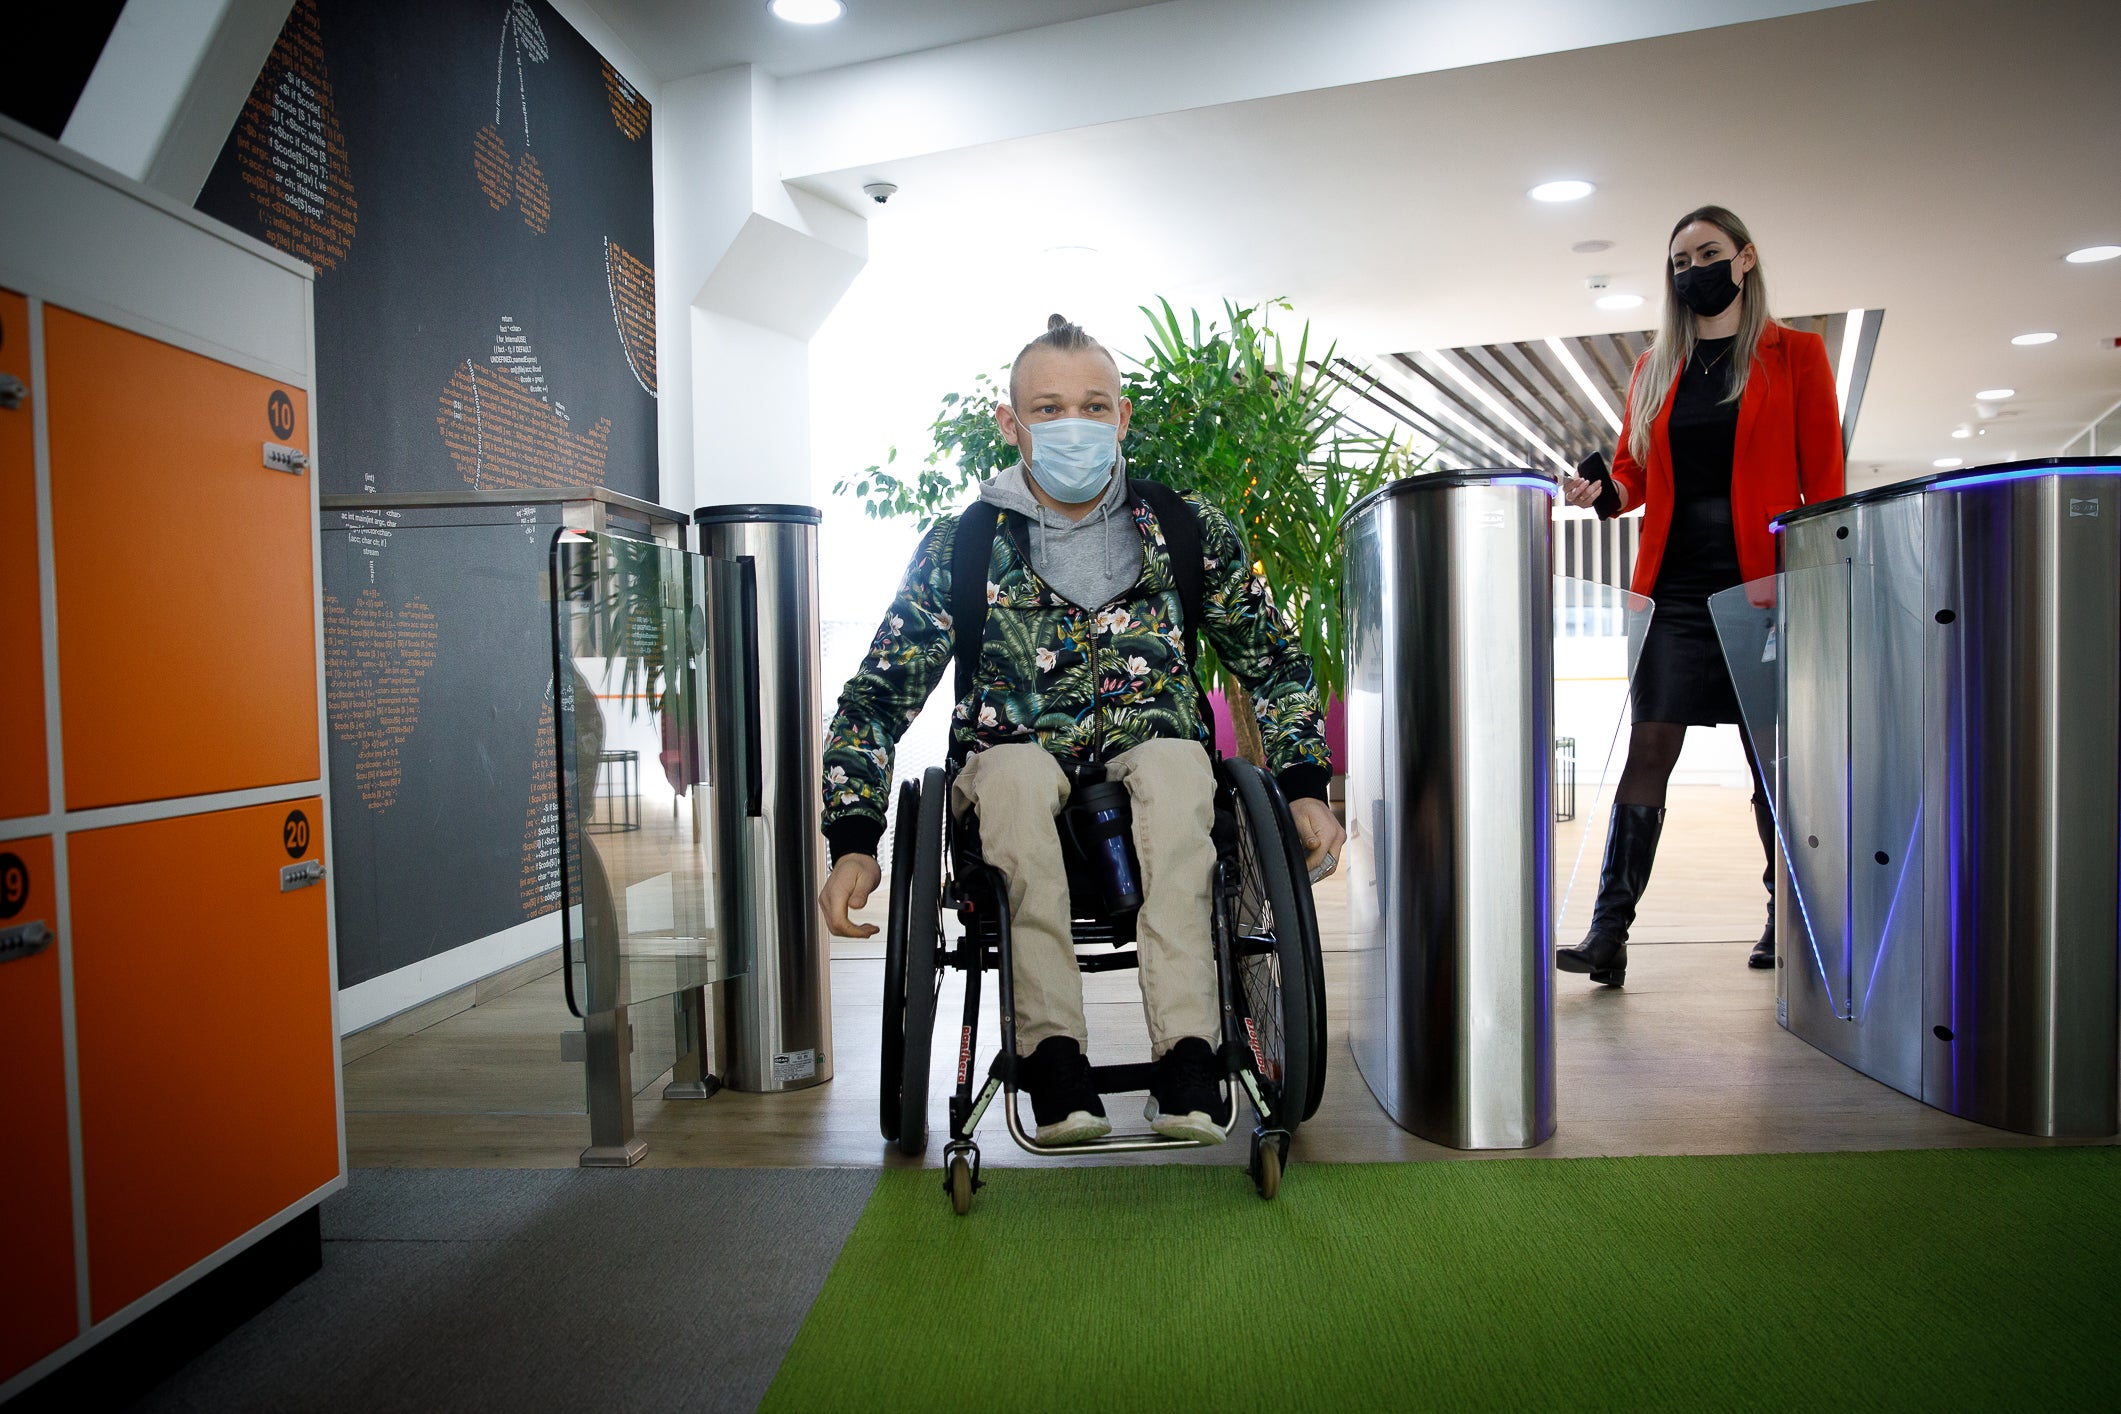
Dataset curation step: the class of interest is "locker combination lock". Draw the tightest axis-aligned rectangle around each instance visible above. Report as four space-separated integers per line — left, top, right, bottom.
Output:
1 920 53 962
263 441 309 474
280 860 326 892
0 373 26 411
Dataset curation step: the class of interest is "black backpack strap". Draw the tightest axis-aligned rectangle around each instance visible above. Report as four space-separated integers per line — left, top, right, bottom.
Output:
1131 478 1204 667
1129 478 1214 746
951 502 1001 713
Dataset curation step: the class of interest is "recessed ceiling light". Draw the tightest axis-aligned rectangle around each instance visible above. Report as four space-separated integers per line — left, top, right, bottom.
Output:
1529 180 1595 203
2065 245 2121 264
1951 428 1973 439
1933 458 1964 469
769 0 844 23
1571 239 1614 254
2011 331 2058 345
1975 387 2015 401
1594 293 1643 311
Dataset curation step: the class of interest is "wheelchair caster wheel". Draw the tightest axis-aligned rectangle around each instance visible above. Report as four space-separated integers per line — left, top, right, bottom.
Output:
1249 1129 1287 1201
946 1153 976 1216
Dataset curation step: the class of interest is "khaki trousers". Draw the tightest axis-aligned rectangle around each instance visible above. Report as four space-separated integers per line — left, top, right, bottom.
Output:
951 739 1220 1058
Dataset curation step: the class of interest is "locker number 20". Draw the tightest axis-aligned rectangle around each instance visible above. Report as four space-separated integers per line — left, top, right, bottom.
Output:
283 810 311 859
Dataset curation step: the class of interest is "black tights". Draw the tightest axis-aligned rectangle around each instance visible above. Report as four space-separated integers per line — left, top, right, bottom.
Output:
1614 722 1767 811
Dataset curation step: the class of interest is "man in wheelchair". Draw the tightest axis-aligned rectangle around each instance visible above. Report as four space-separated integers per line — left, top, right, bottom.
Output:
819 314 1345 1146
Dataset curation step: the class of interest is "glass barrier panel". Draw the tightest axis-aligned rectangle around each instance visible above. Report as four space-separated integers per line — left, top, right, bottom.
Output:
319 502 603 1118
552 530 743 1018
1710 564 1853 1017
1553 576 1656 938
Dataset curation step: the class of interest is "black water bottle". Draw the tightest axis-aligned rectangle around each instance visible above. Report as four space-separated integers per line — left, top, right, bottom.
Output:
1067 779 1144 914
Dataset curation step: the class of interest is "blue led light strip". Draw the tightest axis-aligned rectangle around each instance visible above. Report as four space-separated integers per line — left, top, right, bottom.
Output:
1930 463 2121 491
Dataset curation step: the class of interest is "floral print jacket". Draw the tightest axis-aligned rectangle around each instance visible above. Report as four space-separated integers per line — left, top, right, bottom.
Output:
822 489 1330 862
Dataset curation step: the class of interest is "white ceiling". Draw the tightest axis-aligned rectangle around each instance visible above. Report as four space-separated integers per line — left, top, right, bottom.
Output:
589 0 1171 80
792 0 2121 486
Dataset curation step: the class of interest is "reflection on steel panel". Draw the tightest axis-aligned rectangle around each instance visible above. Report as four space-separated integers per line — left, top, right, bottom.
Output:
1918 473 2120 1138
1717 460 2120 1139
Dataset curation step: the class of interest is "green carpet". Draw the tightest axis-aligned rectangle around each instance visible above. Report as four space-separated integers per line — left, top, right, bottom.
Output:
763 1148 2121 1412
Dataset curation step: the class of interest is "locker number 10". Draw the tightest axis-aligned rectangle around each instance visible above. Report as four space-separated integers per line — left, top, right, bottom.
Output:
267 389 297 440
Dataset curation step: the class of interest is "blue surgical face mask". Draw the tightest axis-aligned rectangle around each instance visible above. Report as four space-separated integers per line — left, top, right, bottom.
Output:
1022 417 1119 503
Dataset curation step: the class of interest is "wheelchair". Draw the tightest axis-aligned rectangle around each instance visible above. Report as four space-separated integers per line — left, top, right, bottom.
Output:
879 752 1327 1214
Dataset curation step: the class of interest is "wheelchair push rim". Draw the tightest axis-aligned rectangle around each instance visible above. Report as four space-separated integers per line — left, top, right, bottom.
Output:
883 769 947 1156
878 780 920 1144
1223 759 1325 1130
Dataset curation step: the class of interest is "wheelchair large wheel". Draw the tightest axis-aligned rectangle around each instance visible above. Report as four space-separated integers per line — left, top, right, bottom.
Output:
1224 760 1327 1127
879 781 921 1144
887 767 948 1156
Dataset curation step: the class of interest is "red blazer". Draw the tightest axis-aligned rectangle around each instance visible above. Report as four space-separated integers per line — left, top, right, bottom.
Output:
1609 322 1845 600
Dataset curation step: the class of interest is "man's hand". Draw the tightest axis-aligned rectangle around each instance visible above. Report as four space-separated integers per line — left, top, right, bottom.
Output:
819 853 883 938
1288 797 1345 881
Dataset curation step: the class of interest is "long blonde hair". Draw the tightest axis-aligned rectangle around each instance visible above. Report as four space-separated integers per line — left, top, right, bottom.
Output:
1628 205 1775 464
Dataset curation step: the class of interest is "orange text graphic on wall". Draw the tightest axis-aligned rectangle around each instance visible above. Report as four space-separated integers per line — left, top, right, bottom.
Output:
230 0 358 271
475 0 553 234
436 316 611 489
602 60 650 140
322 587 439 810
519 680 562 919
604 238 656 397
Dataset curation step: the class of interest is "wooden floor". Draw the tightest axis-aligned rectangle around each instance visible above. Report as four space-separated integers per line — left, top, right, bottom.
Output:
344 786 2104 1169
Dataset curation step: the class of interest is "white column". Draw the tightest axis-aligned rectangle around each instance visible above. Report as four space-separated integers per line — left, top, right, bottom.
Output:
654 66 867 514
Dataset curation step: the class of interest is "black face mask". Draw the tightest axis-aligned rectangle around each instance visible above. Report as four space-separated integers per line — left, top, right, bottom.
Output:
1673 258 1741 318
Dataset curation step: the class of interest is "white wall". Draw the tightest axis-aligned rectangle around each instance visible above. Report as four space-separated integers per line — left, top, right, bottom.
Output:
654 65 867 516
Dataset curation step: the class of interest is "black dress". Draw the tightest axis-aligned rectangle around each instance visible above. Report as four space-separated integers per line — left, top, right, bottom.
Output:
1631 336 1745 725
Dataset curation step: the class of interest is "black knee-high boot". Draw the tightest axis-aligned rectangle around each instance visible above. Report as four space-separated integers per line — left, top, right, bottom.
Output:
1749 792 1776 969
1557 803 1665 987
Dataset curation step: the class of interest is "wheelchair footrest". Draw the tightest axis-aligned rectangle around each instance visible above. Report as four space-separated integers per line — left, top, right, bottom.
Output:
1073 951 1141 974
1087 1061 1158 1095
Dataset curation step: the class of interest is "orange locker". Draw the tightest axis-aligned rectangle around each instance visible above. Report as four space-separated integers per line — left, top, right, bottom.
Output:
0 837 77 1381
0 288 47 820
44 308 319 811
69 799 336 1321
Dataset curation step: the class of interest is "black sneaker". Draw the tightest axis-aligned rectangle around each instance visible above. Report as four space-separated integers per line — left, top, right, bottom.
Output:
1018 1036 1110 1145
1145 1036 1230 1144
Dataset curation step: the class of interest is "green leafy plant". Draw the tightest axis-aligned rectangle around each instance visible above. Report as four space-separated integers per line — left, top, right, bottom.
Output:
834 298 1424 759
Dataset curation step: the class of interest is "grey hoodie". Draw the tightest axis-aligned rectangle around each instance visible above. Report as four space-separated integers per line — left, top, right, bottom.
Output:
977 460 1144 611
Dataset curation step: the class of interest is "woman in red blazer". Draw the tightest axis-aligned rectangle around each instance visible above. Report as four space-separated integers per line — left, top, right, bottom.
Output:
1557 204 1844 985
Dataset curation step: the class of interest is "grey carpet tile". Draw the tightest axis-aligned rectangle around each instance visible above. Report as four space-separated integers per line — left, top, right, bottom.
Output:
133 1167 879 1414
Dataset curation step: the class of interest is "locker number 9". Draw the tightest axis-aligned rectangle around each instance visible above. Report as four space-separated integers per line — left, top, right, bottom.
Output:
0 853 26 919
283 810 311 859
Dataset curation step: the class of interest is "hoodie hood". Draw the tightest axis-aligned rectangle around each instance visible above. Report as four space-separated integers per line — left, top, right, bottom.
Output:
977 457 1143 610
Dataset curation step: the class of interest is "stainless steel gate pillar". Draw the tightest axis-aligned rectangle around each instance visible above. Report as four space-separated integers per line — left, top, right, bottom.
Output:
1342 471 1557 1149
1759 458 2121 1138
696 504 832 1093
